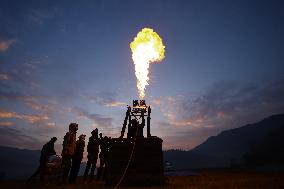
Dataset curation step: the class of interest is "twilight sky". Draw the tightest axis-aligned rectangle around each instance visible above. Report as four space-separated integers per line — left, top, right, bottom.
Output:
0 0 283 152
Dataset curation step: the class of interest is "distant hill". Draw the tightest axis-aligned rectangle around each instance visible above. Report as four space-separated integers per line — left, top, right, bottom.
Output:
163 149 227 169
0 146 40 180
0 146 88 180
164 114 284 169
192 114 284 159
243 124 284 166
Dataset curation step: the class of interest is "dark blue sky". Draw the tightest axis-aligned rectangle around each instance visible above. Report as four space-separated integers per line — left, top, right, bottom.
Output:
0 0 283 151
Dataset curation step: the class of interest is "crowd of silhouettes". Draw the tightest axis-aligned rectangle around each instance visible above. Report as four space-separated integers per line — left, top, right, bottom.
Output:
27 116 145 185
27 122 112 185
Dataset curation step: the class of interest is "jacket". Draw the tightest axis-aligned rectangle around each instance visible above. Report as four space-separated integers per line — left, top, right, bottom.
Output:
62 131 76 156
87 136 100 154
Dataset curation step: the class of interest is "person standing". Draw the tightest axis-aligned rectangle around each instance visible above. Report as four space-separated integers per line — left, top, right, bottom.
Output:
61 123 78 184
97 134 110 180
27 137 57 183
83 128 100 183
69 134 86 183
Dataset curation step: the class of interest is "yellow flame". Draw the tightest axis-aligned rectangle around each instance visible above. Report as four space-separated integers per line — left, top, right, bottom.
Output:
130 28 165 99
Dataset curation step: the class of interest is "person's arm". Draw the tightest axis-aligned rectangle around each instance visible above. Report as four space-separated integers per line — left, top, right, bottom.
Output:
50 143 56 155
62 132 70 155
41 143 47 157
87 139 91 153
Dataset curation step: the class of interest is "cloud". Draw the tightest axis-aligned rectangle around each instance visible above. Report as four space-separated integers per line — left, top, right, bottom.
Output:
0 110 20 119
0 109 49 124
155 78 284 149
18 96 56 113
0 73 11 80
20 114 49 124
185 79 284 128
161 125 223 150
150 96 164 106
0 121 15 127
0 89 56 113
0 127 42 149
46 122 55 128
105 101 127 107
160 79 284 129
0 54 52 90
86 92 126 107
27 7 58 26
72 107 114 130
0 68 40 89
0 39 16 52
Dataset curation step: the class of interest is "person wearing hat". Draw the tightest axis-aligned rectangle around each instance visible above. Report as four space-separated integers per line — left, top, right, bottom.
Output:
27 137 57 184
69 134 86 183
83 128 100 183
61 123 78 183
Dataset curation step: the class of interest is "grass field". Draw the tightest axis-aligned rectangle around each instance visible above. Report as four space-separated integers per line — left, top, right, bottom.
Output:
1 169 284 189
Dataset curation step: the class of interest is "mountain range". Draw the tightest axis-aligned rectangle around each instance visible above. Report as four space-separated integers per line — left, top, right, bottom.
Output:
164 114 284 169
0 146 40 180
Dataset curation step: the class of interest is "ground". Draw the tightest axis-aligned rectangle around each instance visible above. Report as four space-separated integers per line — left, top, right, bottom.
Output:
1 169 284 189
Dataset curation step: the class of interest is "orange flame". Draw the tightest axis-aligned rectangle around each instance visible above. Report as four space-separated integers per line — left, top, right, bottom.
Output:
130 28 165 99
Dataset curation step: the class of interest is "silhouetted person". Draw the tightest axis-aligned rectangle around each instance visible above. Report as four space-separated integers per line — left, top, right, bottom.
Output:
27 137 57 183
128 119 137 138
97 134 110 180
128 116 145 138
83 129 100 183
61 123 78 184
69 134 86 183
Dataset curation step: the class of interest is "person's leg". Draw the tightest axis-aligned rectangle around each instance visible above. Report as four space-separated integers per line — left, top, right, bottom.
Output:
73 160 81 183
69 159 76 183
39 166 45 184
61 155 71 183
102 159 108 180
89 155 97 182
39 161 46 184
97 157 104 180
89 162 97 181
27 166 40 182
83 159 91 181
69 158 81 183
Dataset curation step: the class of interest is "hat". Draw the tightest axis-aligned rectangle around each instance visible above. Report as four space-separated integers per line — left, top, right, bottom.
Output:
51 137 57 141
79 134 86 139
69 123 78 131
91 128 98 135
